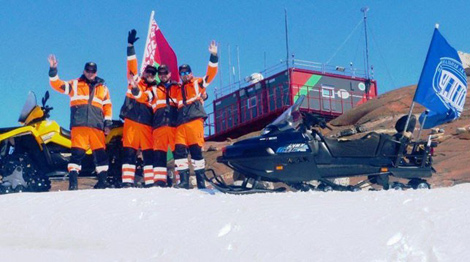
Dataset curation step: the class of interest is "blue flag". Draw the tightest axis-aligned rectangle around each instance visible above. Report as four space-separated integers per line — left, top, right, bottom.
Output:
414 28 467 129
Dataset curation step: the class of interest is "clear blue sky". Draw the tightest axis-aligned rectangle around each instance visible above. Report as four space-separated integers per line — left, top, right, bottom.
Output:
1 0 469 128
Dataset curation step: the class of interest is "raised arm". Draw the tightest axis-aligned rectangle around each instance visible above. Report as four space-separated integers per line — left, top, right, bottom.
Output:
203 40 219 87
127 29 139 78
48 54 73 96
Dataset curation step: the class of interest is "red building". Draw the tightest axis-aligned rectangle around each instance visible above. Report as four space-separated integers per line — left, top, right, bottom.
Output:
206 61 378 141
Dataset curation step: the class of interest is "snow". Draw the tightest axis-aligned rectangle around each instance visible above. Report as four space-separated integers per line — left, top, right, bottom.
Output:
1 184 470 261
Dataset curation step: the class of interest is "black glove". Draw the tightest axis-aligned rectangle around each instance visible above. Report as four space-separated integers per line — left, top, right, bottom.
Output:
131 87 140 96
128 29 139 45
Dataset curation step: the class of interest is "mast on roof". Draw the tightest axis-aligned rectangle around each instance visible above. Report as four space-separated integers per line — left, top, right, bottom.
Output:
361 6 371 99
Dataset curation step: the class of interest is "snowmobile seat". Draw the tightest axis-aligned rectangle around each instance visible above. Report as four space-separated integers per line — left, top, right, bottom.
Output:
323 132 382 157
60 127 71 139
324 115 417 158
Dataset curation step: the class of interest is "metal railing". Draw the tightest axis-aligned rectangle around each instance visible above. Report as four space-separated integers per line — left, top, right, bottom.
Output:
291 59 367 79
214 58 368 99
204 111 215 137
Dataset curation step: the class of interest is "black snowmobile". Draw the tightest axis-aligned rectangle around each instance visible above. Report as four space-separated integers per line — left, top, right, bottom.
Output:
205 95 436 194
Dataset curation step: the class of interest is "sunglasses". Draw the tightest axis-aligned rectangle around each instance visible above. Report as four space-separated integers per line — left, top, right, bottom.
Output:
158 71 169 76
85 68 97 73
180 71 191 76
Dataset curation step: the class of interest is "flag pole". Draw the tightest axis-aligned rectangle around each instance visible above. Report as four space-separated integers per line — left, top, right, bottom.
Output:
416 110 429 140
140 10 155 74
394 100 416 167
400 101 415 139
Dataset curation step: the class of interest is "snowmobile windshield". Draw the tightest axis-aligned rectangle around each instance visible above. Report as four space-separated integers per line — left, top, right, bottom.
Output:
262 95 305 135
18 92 37 123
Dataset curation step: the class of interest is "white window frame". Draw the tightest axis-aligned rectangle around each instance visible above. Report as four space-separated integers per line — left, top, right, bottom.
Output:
247 96 257 109
321 85 335 98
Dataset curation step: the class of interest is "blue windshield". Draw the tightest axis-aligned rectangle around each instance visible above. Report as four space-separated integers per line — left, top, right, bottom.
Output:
18 92 37 123
263 95 305 134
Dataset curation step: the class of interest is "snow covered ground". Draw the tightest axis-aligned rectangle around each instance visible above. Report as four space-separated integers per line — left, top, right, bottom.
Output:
1 184 470 262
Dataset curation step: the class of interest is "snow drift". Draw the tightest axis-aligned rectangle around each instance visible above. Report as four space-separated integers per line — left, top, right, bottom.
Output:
1 184 470 261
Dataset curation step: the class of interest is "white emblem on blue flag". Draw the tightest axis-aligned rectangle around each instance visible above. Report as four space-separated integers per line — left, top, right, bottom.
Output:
433 57 467 114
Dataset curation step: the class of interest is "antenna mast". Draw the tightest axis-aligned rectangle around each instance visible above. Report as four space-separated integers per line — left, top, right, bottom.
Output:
284 8 292 98
228 44 232 86
236 45 241 83
284 9 290 67
361 7 372 100
218 46 223 98
361 7 370 79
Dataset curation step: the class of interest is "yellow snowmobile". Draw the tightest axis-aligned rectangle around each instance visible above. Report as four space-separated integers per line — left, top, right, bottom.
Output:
0 91 124 193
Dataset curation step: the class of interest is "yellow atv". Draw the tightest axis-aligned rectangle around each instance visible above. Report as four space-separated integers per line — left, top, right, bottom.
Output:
0 91 125 193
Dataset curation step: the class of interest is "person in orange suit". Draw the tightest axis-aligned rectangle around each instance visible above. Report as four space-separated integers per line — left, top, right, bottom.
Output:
119 29 156 188
48 55 112 190
174 41 218 189
149 64 180 187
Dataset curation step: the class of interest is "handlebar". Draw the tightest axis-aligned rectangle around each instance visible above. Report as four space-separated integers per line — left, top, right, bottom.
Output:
41 105 53 119
301 112 330 130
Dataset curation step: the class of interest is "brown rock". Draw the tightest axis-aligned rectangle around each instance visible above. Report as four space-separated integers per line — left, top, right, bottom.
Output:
456 127 469 134
458 132 470 140
207 145 218 151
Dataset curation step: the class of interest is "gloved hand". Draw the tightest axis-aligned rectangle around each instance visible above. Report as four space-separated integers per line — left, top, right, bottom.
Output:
128 29 139 45
131 87 140 97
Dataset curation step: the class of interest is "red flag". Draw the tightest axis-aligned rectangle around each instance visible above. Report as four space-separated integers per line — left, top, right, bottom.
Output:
141 12 179 82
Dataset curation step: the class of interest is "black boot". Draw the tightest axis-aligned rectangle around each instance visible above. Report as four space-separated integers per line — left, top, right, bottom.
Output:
94 171 109 189
155 181 167 188
175 170 190 189
69 171 78 191
166 170 174 188
121 182 134 188
195 169 206 189
144 183 155 188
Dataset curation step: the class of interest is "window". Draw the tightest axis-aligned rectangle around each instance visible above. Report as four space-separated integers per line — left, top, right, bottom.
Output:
247 96 257 109
321 85 335 98
321 85 335 111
